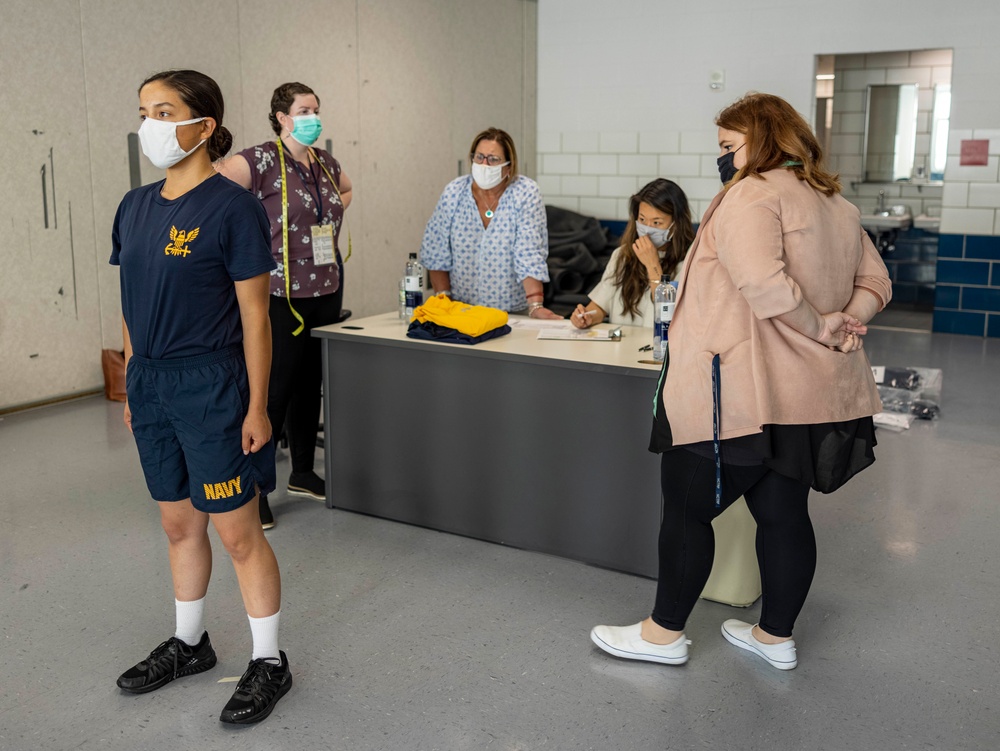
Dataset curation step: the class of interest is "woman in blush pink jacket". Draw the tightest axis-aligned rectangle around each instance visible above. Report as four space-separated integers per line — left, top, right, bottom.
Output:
591 93 891 671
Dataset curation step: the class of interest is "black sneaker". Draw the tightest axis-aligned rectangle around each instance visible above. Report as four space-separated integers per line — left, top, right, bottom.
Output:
287 471 325 501
259 494 275 530
117 631 217 694
219 651 293 724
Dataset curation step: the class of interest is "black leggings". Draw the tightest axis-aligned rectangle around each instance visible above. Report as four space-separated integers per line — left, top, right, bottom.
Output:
267 289 342 475
651 450 816 638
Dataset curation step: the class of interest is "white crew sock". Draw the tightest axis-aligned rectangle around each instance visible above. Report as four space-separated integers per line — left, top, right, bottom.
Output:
248 610 281 661
174 597 206 646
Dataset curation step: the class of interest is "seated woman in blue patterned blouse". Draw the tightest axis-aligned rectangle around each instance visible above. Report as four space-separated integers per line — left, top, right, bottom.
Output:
420 127 562 319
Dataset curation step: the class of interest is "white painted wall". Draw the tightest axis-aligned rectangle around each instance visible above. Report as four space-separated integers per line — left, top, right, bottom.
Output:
537 0 1000 231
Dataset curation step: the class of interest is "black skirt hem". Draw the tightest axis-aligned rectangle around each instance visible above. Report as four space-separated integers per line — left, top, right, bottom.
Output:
652 419 877 494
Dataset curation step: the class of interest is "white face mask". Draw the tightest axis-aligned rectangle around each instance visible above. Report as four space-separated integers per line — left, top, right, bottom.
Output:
636 221 673 247
471 161 509 190
138 116 206 169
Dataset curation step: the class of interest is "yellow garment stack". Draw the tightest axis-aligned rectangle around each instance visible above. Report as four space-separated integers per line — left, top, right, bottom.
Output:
412 295 509 337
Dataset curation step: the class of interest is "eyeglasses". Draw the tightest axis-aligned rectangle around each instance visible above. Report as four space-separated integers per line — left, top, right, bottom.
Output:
472 153 506 166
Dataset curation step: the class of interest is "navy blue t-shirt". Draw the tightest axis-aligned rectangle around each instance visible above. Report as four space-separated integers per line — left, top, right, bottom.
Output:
110 174 276 360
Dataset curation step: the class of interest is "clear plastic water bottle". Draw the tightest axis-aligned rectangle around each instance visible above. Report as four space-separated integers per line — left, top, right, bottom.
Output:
404 252 424 318
398 278 407 321
653 276 676 362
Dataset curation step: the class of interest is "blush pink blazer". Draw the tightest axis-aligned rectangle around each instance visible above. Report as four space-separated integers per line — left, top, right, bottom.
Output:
663 169 892 445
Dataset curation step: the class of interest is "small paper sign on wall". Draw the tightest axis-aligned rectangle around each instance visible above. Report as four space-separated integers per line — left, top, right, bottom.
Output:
959 139 989 166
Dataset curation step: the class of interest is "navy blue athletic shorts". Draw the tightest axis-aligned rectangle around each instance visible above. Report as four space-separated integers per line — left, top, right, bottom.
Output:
126 345 277 513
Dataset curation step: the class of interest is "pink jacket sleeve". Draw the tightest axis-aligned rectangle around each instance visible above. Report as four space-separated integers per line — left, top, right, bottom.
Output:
855 229 892 310
714 180 806 320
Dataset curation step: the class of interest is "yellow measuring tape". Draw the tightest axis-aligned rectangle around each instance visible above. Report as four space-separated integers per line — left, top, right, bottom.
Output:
275 139 353 336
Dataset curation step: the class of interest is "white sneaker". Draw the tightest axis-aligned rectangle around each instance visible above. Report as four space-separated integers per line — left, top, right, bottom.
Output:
721 620 797 670
590 623 689 665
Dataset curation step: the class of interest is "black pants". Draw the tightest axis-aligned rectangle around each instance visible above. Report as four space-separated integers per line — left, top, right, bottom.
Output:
267 287 342 476
651 450 815 638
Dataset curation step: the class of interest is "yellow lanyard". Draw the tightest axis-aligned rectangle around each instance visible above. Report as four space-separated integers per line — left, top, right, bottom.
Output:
275 139 353 336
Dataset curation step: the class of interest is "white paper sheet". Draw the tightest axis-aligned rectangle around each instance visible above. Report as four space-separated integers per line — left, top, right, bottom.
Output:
536 328 621 341
506 318 575 330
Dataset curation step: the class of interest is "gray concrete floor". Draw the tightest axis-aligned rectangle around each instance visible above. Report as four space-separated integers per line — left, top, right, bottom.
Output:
1 326 998 750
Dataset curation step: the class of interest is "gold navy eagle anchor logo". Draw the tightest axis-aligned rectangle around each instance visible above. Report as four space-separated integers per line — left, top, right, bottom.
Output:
165 226 199 256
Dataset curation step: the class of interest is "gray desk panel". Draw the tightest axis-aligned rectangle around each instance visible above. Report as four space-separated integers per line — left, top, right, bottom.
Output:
321 334 662 577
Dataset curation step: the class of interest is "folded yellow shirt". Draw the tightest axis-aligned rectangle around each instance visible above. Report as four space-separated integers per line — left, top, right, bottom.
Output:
412 295 509 337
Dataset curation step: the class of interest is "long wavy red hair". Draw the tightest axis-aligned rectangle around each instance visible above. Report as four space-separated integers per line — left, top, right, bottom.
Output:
716 92 841 196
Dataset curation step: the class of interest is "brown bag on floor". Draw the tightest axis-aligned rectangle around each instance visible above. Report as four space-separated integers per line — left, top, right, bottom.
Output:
101 349 127 402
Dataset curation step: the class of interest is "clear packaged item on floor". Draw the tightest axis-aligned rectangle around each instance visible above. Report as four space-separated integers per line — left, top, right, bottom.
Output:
877 386 918 414
871 365 943 425
910 399 941 420
873 411 915 431
871 366 942 393
882 367 922 390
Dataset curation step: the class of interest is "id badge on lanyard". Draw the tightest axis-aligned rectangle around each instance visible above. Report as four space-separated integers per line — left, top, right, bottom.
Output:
310 224 336 266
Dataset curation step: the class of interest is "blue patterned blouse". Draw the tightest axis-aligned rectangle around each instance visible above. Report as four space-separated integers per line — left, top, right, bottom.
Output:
419 175 549 312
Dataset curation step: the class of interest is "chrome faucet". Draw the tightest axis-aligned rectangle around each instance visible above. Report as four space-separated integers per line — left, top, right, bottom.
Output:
876 189 886 214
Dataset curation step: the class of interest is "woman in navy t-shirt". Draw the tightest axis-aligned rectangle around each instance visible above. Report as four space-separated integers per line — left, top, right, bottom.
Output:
110 69 291 725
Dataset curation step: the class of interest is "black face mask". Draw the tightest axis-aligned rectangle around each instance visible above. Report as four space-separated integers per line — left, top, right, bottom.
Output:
716 143 745 184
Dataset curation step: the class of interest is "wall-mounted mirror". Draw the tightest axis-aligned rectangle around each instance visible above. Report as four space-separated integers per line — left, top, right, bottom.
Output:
929 83 951 181
863 84 918 182
815 49 952 186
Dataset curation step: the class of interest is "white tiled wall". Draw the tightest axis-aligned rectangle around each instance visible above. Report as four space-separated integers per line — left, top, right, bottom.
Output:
537 0 1000 239
537 129 945 223
839 181 944 219
940 128 1000 234
537 129 725 221
538 50 962 223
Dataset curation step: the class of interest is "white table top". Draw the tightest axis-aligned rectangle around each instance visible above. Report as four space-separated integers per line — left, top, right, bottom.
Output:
313 312 664 378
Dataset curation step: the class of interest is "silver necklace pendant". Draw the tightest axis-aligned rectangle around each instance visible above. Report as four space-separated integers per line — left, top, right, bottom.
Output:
484 209 494 218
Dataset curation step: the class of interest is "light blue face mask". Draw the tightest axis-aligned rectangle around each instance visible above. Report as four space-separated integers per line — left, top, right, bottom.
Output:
290 114 322 146
636 221 673 247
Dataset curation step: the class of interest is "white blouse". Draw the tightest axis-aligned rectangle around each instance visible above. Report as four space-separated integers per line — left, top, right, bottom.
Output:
586 247 685 327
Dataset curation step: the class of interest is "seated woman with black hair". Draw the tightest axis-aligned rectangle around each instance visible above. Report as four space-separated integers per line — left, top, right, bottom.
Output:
571 178 695 328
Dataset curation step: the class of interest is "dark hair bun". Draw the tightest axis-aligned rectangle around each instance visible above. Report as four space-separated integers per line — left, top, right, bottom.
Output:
210 125 234 160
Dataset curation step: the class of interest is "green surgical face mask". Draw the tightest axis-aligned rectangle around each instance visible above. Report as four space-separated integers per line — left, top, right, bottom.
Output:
290 114 322 146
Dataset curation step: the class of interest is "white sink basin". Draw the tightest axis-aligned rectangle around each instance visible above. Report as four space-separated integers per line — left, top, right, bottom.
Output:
913 214 940 233
860 212 912 231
